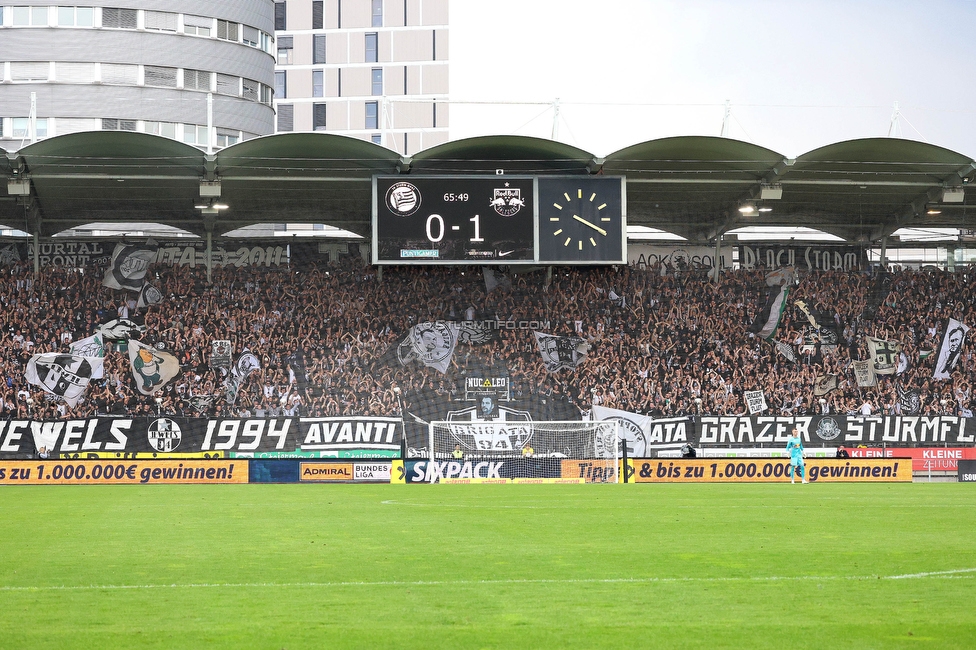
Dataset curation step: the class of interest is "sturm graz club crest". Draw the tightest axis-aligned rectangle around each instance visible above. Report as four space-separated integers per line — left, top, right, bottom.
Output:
446 404 532 452
490 185 525 217
386 182 422 216
815 417 841 441
147 418 182 452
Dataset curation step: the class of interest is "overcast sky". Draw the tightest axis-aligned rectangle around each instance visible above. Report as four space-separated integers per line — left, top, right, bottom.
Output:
448 0 976 159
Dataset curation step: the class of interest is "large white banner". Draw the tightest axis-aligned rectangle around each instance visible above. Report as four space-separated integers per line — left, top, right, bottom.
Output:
591 405 690 455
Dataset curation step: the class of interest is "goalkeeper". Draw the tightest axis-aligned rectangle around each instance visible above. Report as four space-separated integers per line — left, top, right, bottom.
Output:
786 427 807 484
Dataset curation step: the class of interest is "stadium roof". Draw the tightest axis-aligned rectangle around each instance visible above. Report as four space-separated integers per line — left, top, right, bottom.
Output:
2 131 973 242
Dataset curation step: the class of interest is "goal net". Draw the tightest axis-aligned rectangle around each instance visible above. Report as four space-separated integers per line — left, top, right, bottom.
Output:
428 420 620 483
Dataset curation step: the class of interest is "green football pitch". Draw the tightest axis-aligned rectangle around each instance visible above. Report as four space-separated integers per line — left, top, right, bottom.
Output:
1 483 973 649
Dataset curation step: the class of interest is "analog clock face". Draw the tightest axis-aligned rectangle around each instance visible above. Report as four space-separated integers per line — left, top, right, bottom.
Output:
537 177 625 263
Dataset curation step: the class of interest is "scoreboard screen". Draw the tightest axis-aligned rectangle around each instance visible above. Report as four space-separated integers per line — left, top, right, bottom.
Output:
372 175 626 265
373 176 536 264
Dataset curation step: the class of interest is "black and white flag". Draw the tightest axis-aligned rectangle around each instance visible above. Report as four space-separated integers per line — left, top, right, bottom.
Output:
867 337 901 376
406 322 461 374
773 340 798 364
136 282 164 309
69 333 105 380
933 318 969 380
592 405 690 455
457 321 495 345
188 394 216 414
896 384 921 415
210 340 233 373
482 267 512 293
102 241 158 291
225 349 261 405
744 390 767 414
608 290 627 309
97 317 146 342
747 268 796 340
533 331 590 372
813 374 838 396
26 353 104 407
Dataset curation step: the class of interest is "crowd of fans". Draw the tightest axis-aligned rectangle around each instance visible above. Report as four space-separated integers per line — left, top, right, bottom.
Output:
0 249 973 420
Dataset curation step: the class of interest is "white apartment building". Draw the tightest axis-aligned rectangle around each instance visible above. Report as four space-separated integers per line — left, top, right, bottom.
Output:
272 0 448 154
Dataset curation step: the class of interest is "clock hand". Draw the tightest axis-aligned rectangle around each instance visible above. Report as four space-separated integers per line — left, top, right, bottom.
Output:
573 214 607 236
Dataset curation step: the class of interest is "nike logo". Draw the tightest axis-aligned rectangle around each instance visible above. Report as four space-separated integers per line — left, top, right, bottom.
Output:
498 250 514 257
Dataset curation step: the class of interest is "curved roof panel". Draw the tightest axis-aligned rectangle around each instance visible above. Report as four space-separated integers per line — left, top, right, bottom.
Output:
408 135 595 174
1 132 973 244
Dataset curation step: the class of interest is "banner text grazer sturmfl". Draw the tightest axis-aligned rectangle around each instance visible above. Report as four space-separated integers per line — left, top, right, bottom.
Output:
1 416 972 460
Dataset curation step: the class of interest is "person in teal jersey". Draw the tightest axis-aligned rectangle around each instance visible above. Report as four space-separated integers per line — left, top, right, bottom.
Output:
786 427 807 484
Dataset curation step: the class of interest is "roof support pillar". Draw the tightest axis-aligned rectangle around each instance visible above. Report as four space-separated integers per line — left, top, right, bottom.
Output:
713 236 722 285
32 229 40 275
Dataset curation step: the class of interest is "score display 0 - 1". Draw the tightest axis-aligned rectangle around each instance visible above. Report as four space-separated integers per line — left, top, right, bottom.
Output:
372 175 626 265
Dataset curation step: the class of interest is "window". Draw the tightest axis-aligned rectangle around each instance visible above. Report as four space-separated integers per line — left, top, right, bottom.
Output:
371 134 382 144
371 0 383 27
312 1 323 29
56 62 96 84
371 68 383 96
217 20 238 42
242 78 259 101
277 105 294 132
58 7 94 27
274 71 286 99
145 121 177 138
101 118 137 131
216 130 239 148
261 85 273 104
365 33 378 63
243 25 259 47
313 35 327 64
12 118 48 138
102 7 137 29
13 6 49 25
274 1 286 31
312 70 324 97
101 63 138 85
145 11 177 32
277 36 293 65
11 62 50 82
216 73 239 96
183 15 212 37
184 69 211 92
313 103 327 131
183 124 209 145
365 101 378 129
144 66 177 88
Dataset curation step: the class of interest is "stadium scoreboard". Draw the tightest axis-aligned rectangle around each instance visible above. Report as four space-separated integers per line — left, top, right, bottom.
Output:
372 175 626 265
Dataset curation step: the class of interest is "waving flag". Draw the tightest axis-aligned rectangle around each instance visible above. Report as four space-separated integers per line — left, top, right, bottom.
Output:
534 331 590 372
69 333 105 379
225 350 261 405
128 339 180 395
747 268 796 340
102 241 158 291
933 318 969 380
26 353 104 407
